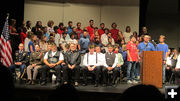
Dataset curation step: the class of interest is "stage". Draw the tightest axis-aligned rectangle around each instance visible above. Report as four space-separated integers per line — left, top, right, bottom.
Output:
13 82 178 101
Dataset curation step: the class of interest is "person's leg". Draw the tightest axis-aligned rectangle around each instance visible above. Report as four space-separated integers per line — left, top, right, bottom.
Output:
81 66 88 84
54 65 62 83
163 64 166 83
41 65 50 85
9 64 16 74
131 62 138 83
73 65 80 83
94 66 101 83
33 65 42 80
112 67 120 84
27 65 33 80
127 62 132 81
62 65 69 83
19 64 26 79
102 66 108 85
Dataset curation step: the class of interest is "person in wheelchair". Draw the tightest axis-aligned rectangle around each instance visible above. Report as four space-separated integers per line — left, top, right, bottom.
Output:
9 43 29 81
102 44 119 87
40 43 64 86
81 44 101 87
26 44 43 85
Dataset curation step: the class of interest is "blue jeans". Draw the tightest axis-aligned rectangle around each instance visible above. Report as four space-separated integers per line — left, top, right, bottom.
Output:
10 64 26 78
135 62 140 77
163 64 165 83
127 61 136 81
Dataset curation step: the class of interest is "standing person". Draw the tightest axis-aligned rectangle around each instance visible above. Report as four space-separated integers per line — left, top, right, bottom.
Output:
78 30 90 54
54 26 61 50
20 27 27 44
40 43 64 86
47 20 54 34
126 35 139 84
24 32 32 52
67 21 73 35
81 45 101 87
42 26 50 41
139 26 150 37
28 34 37 55
102 45 118 86
27 45 43 85
98 23 105 40
58 22 64 36
110 22 119 43
123 26 133 43
9 43 29 80
75 22 83 40
156 35 169 83
26 21 32 33
60 32 70 51
87 19 94 40
137 35 156 56
63 43 81 86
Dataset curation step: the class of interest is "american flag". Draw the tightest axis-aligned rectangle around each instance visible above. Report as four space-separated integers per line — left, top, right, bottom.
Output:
0 15 13 67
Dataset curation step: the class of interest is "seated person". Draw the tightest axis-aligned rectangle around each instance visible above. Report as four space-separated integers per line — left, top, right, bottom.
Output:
27 45 43 85
63 43 81 87
81 45 101 87
9 43 29 80
102 44 119 86
40 43 64 86
114 45 124 68
174 53 180 84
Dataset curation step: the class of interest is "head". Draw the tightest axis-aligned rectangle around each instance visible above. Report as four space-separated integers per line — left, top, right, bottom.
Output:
36 21 42 27
47 20 54 27
83 30 88 37
111 22 117 29
26 21 31 27
167 49 171 56
22 27 27 33
63 27 68 33
142 26 147 33
62 32 67 38
95 46 101 53
68 21 73 27
70 43 76 51
107 33 112 37
35 45 40 52
108 45 114 53
104 28 109 34
76 22 81 29
54 26 59 33
47 43 52 51
18 43 24 51
114 45 119 53
126 26 131 32
89 19 94 26
59 22 64 29
133 31 138 37
10 19 16 26
143 35 150 43
70 33 75 39
100 23 105 29
51 43 57 52
89 45 95 54
130 35 136 43
31 34 37 41
159 35 165 43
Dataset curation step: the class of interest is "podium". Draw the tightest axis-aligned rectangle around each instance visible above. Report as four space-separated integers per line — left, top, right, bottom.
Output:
140 51 163 88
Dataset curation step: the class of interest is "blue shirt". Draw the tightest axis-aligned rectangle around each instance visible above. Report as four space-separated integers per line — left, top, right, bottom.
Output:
78 37 90 53
28 41 35 55
138 42 156 55
156 43 168 60
44 33 49 41
67 26 73 35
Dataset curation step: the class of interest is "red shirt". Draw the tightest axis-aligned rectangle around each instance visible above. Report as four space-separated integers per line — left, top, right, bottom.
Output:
87 26 94 38
20 32 27 44
127 41 138 61
98 29 104 39
75 28 83 39
110 29 119 43
58 28 64 37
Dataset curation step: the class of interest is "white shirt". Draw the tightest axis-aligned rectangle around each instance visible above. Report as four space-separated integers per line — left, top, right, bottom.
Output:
24 38 30 52
176 54 180 69
83 52 97 66
123 32 133 43
44 51 64 61
55 33 61 47
104 53 118 68
96 52 105 66
166 56 172 66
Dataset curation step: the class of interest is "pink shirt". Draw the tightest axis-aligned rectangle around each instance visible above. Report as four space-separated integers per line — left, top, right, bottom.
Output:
127 41 138 61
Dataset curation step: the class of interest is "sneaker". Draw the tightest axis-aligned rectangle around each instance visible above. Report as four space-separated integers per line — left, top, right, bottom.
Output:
132 80 138 84
127 80 132 84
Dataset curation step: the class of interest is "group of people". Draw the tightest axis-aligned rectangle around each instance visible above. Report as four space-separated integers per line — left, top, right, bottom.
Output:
7 19 180 87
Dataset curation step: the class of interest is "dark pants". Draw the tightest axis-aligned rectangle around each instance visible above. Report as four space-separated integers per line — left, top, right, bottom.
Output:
63 65 80 82
174 69 180 83
9 64 26 79
41 65 62 82
81 66 101 83
102 66 120 84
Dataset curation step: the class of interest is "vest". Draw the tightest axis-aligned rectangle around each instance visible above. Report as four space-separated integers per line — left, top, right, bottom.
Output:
47 51 60 64
105 52 115 67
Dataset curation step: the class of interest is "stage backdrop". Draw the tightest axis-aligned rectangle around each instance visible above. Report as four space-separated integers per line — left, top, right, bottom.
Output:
24 0 139 33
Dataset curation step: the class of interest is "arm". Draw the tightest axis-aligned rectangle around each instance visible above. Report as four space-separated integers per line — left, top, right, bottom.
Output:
112 54 118 68
83 53 88 66
127 50 132 61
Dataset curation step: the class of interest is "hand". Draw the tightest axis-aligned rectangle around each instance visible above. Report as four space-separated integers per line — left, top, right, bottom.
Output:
88 66 93 71
163 61 166 65
117 64 121 67
62 62 66 65
130 58 132 62
68 64 72 69
71 64 76 69
166 66 170 70
49 64 56 68
175 67 179 71
15 62 22 65
107 67 113 71
32 64 36 67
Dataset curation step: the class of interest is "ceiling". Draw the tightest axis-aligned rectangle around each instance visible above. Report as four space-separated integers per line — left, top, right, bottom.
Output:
27 0 139 6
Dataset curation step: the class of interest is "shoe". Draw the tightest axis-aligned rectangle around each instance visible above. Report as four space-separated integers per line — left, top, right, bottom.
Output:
31 80 35 85
127 80 132 84
40 81 46 86
102 84 107 87
94 83 98 87
132 80 138 84
74 82 78 87
27 80 32 85
64 82 68 85
56 82 61 87
82 83 87 86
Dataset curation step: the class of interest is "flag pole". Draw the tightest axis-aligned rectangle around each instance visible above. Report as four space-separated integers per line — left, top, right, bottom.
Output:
6 13 9 19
